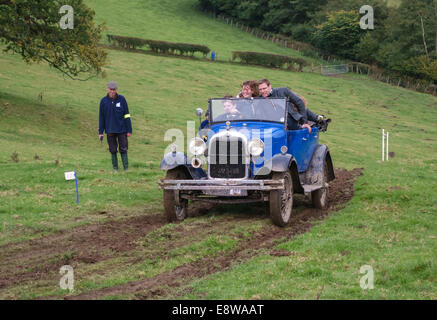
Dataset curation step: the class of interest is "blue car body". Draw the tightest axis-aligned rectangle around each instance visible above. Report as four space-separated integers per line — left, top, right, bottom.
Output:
159 97 335 226
208 121 320 174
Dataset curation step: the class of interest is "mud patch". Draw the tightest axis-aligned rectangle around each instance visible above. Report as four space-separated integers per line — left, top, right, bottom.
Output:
65 167 363 300
0 214 166 289
0 168 362 299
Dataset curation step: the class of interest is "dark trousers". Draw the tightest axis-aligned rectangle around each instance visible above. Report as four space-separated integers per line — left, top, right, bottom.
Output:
107 133 128 154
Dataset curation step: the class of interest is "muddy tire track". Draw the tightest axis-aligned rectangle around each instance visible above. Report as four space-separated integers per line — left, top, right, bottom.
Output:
0 214 166 289
66 168 363 300
0 204 261 291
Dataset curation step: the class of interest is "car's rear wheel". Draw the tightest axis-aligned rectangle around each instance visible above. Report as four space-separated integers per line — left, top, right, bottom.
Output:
163 168 189 222
269 171 293 227
311 160 329 209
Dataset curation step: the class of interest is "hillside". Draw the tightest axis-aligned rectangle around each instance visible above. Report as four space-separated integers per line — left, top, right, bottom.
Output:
0 0 435 300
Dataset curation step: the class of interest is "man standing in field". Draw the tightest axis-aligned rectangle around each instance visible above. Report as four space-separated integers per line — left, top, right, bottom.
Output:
98 81 132 172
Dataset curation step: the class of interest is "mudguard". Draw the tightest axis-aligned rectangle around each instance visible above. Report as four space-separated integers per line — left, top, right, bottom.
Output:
160 152 207 180
299 144 335 187
255 154 304 193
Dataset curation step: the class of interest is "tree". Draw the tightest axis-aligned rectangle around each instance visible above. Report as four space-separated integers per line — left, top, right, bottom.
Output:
236 0 268 28
390 0 436 59
312 10 362 59
0 0 107 80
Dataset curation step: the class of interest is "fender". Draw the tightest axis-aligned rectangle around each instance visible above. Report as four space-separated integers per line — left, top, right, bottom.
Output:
299 144 335 187
160 152 206 180
255 154 304 193
263 153 300 172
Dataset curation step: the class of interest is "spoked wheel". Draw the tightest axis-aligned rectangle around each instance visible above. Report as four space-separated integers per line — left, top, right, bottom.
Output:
269 171 294 227
312 160 329 209
163 168 189 222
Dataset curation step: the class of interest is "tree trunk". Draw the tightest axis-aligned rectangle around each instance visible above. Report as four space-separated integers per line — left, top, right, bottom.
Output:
434 0 437 55
419 13 429 60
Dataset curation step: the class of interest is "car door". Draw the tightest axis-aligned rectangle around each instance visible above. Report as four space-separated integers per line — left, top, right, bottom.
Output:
287 124 319 173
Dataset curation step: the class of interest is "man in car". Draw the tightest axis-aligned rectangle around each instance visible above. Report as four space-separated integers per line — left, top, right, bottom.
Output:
258 78 312 132
214 97 243 122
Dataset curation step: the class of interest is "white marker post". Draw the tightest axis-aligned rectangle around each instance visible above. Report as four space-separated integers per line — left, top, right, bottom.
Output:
382 129 389 161
386 131 389 161
65 171 79 204
382 129 385 161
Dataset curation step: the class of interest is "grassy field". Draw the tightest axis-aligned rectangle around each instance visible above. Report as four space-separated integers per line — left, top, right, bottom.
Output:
87 0 324 66
0 0 436 299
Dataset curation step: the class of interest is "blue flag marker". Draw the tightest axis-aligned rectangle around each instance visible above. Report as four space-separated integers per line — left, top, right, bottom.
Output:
65 171 79 204
74 171 79 204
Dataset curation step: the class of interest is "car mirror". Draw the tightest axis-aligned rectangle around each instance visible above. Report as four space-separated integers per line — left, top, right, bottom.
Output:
195 108 203 117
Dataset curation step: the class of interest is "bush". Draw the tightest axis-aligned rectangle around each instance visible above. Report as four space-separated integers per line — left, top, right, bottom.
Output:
107 35 210 57
403 56 437 82
232 51 309 71
107 35 146 50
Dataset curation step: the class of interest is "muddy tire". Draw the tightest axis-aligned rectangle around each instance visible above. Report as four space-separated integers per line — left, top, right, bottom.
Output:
311 160 329 209
163 168 189 222
269 171 293 227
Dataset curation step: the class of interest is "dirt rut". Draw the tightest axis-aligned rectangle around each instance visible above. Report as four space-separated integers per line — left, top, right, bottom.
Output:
0 168 362 299
66 168 363 300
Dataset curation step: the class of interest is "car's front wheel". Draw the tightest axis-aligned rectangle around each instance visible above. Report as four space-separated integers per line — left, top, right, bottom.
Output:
269 171 293 227
163 168 189 222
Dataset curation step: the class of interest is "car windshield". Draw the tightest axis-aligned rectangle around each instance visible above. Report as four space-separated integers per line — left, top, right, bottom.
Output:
210 98 286 124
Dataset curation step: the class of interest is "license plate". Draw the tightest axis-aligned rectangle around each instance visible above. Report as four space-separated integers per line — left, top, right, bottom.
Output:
203 188 248 196
230 188 245 196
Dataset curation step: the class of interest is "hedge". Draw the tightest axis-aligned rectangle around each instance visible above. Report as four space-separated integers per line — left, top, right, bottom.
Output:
232 51 309 71
107 35 210 57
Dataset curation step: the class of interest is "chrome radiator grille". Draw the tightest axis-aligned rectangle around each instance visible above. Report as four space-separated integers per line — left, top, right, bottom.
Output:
209 135 247 179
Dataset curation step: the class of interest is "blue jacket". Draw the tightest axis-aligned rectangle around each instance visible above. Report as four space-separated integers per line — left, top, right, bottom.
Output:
200 119 209 130
99 94 132 134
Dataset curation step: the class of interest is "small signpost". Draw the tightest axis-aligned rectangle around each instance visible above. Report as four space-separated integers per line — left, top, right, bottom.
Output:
64 171 79 204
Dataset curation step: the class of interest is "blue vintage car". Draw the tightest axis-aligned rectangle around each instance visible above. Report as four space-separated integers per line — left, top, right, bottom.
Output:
158 97 335 227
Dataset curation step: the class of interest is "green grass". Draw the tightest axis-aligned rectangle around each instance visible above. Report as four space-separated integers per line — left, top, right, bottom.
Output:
87 0 321 65
0 0 436 299
187 162 437 299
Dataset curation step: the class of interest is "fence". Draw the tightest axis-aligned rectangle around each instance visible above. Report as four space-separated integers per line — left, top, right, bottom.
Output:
321 64 349 76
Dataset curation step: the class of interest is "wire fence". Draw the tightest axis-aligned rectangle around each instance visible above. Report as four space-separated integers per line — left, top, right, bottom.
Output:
321 64 349 76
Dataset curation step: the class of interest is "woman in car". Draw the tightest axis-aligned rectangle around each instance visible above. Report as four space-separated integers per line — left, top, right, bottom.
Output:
237 80 260 98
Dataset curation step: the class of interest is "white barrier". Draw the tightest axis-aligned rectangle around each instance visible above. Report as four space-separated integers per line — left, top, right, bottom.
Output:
321 64 348 76
382 129 389 161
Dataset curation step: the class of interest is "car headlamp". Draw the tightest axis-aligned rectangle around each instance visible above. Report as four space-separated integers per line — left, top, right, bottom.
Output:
248 138 264 156
189 137 206 155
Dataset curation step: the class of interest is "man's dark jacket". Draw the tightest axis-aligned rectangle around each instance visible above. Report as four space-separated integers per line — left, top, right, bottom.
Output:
266 87 307 130
306 109 319 122
99 94 132 135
